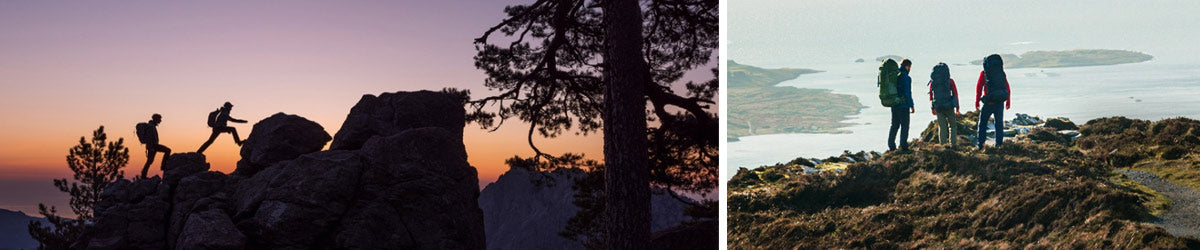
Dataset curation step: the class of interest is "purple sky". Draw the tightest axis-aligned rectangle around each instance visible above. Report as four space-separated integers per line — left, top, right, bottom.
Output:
0 1 669 217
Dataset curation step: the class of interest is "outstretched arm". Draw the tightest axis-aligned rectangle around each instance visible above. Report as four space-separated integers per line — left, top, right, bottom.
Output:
230 117 248 123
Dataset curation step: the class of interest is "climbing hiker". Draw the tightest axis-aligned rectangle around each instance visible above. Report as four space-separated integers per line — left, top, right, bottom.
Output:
197 102 247 153
928 62 960 146
135 114 171 178
888 59 916 151
976 54 1011 149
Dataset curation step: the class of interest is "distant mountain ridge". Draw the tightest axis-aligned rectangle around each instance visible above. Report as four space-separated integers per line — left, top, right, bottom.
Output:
478 167 699 250
0 208 45 250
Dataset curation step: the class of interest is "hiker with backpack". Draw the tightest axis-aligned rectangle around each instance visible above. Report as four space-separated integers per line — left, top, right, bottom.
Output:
197 102 247 154
136 114 171 179
880 59 915 151
928 63 960 146
976 54 1011 149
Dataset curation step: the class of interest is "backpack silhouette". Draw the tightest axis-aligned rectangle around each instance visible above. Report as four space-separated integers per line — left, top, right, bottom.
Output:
207 109 220 128
982 54 1009 103
930 63 956 109
877 59 904 107
135 122 153 144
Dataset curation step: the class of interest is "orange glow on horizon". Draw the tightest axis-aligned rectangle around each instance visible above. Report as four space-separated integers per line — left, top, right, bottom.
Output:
0 106 604 188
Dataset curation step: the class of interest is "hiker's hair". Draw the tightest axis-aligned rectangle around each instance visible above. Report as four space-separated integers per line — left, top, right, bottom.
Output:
900 59 912 68
152 114 162 120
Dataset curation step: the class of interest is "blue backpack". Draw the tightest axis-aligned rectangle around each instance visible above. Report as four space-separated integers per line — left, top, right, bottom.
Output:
929 63 956 109
982 54 1009 103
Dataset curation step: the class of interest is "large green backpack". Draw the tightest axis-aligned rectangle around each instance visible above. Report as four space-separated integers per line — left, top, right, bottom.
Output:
877 59 903 107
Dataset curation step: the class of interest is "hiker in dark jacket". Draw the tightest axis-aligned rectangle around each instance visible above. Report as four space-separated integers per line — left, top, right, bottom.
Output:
888 59 916 151
138 114 171 178
197 102 247 154
975 54 1012 149
928 63 960 146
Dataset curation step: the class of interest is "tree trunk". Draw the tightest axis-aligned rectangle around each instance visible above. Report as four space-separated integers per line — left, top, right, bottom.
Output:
601 0 651 249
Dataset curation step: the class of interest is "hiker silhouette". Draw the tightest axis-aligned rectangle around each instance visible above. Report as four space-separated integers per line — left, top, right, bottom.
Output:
136 114 171 178
197 102 247 154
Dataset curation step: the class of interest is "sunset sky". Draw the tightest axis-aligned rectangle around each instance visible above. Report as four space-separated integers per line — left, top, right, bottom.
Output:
0 1 715 217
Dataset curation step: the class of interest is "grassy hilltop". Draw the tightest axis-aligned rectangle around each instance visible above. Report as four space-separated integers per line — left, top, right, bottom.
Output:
728 116 1200 249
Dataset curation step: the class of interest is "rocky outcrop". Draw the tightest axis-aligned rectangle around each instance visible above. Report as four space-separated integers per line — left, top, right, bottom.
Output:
479 167 699 250
176 209 245 250
81 91 484 250
87 177 170 250
330 91 465 150
234 113 331 176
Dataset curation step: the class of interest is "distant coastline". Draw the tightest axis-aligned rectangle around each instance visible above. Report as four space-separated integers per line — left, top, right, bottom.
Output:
727 61 864 141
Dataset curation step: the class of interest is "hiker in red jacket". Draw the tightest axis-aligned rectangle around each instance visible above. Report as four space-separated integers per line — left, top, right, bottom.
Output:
975 54 1011 149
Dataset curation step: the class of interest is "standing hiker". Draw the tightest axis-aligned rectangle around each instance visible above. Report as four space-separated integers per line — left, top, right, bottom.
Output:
928 63 960 146
135 114 171 178
975 54 1011 149
197 102 247 153
887 59 916 151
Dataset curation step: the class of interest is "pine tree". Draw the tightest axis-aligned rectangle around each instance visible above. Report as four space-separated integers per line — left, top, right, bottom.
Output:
28 126 129 249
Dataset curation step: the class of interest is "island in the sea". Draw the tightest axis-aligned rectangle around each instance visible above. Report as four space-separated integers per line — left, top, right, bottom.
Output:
728 61 865 141
969 49 1153 68
875 55 905 62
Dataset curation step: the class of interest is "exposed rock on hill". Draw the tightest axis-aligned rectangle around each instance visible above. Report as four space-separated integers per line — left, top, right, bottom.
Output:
234 113 332 176
80 91 484 250
330 91 466 150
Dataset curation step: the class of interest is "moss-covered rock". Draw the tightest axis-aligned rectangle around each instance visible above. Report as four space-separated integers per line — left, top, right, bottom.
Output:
1044 118 1079 130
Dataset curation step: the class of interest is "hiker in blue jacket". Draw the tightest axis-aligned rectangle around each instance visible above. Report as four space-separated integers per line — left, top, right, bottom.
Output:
889 59 916 151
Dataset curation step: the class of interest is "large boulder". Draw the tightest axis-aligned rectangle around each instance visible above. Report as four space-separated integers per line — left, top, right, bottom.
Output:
329 91 465 150
333 127 483 249
163 153 210 187
233 150 366 249
234 113 331 176
167 171 231 249
176 208 245 250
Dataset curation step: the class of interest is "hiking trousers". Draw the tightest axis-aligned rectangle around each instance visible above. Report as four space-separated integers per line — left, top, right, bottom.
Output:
977 104 1004 148
142 143 171 178
889 107 910 151
935 108 957 145
197 126 241 153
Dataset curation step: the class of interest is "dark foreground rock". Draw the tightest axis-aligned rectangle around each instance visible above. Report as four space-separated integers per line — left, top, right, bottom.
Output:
81 91 484 250
234 113 331 176
330 91 465 150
